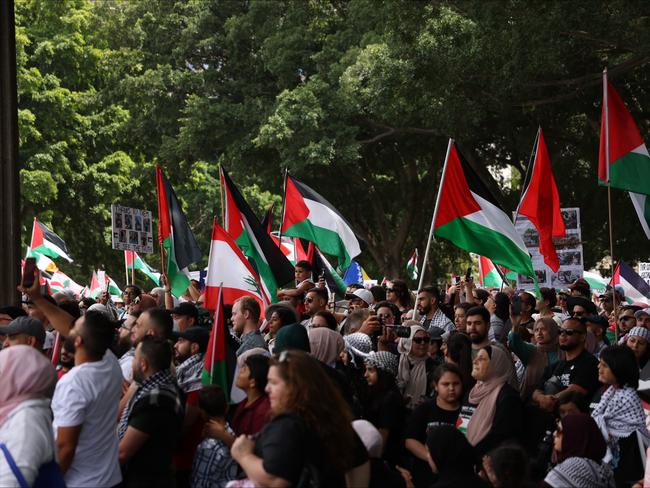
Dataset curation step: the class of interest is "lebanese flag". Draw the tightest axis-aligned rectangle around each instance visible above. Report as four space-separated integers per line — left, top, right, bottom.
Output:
478 255 508 287
125 251 161 286
281 174 361 269
30 218 72 262
433 141 536 281
202 286 238 403
156 165 202 297
610 260 650 304
204 221 270 312
48 271 84 295
89 270 122 299
598 75 650 195
221 167 294 301
518 128 565 271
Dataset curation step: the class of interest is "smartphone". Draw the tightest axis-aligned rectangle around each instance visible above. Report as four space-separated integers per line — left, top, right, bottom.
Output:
453 275 460 285
22 257 37 288
465 266 472 282
511 294 521 315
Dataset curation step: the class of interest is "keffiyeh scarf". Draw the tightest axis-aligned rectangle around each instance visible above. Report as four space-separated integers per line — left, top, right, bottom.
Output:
118 369 182 439
592 385 650 465
176 353 204 393
544 457 615 488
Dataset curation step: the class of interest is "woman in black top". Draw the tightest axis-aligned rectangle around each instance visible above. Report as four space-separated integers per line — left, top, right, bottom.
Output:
231 350 369 487
362 350 405 466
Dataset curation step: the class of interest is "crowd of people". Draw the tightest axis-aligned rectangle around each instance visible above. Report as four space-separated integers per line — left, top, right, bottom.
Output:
2 259 650 487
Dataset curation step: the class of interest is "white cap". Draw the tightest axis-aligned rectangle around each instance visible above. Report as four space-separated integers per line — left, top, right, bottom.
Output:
352 288 374 306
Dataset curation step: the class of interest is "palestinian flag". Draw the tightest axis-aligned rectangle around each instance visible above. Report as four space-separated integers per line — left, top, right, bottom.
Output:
610 260 650 304
25 248 59 274
90 270 122 299
125 251 161 286
220 167 294 301
629 193 650 239
202 286 233 399
30 218 72 262
312 248 347 300
204 221 270 312
48 271 84 295
598 74 650 196
432 141 536 282
156 166 202 297
281 174 361 269
406 249 419 280
478 255 508 288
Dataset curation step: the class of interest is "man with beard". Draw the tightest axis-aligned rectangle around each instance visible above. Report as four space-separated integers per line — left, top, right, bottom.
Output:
465 306 491 359
119 309 171 382
117 336 184 487
416 286 454 333
51 310 123 487
172 326 210 486
117 312 139 379
300 288 328 328
532 317 599 413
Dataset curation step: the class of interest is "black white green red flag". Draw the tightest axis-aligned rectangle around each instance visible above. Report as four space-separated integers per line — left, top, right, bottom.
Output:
30 218 72 262
156 166 202 297
220 167 294 301
432 141 536 282
281 174 361 269
406 249 418 280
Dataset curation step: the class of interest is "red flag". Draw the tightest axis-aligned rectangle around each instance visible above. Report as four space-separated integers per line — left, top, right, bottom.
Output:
518 128 566 272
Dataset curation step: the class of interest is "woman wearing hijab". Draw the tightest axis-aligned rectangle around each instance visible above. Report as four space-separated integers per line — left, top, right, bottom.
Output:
509 317 564 401
543 413 614 488
466 345 522 457
592 345 650 486
397 325 436 409
363 351 404 465
425 424 489 488
308 327 345 367
0 345 58 486
625 326 650 369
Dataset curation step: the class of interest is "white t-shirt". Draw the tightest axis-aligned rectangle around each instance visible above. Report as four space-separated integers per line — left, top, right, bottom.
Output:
0 398 55 488
52 350 123 488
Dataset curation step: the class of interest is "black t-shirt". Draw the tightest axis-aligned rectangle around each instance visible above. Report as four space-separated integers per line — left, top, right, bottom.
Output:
404 398 461 486
363 387 405 465
254 413 368 486
124 396 184 487
548 349 600 397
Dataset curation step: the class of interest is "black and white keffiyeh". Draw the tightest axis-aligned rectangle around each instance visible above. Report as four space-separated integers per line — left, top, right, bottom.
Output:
420 308 455 333
176 352 204 393
117 369 182 439
592 385 650 464
544 457 615 488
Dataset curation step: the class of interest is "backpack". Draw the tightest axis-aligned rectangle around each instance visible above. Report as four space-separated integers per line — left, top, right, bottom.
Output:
0 443 66 488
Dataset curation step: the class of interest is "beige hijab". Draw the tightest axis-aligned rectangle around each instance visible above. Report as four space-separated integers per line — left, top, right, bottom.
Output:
467 345 512 446
308 328 345 366
397 325 429 408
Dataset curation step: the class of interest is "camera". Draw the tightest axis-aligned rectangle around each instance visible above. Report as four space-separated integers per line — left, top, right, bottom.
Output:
386 325 411 338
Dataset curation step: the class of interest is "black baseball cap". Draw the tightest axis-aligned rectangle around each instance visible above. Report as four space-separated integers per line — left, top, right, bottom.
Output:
0 316 46 345
176 326 209 352
170 302 199 321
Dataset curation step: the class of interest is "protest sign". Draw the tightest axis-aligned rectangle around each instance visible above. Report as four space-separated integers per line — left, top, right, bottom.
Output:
111 205 154 254
514 207 583 290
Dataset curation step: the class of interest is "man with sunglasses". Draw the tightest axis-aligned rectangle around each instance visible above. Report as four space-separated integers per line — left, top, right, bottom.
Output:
532 318 599 413
300 288 328 328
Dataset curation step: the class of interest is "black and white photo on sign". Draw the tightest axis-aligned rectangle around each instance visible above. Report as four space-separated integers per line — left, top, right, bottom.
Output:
140 233 147 247
558 250 582 266
143 216 151 232
124 213 132 230
552 232 581 250
135 214 142 232
115 212 123 229
129 231 138 245
561 209 578 230
119 229 127 244
522 228 540 248
552 269 583 287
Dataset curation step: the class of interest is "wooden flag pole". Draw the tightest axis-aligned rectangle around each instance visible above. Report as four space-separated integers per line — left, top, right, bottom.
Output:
124 251 129 286
603 67 619 342
418 138 454 293
131 251 135 285
278 168 288 243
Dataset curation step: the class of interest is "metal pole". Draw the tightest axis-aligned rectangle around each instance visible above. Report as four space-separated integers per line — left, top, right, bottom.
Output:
418 138 453 292
0 0 21 306
124 251 129 285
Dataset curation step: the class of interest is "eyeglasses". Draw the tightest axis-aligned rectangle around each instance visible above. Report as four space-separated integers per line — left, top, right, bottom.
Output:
572 311 584 317
559 328 584 336
304 298 314 303
412 337 431 344
385 288 394 292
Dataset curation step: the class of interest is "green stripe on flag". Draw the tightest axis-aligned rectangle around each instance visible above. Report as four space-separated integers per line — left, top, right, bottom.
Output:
284 219 353 269
164 236 190 297
606 152 650 194
435 217 535 280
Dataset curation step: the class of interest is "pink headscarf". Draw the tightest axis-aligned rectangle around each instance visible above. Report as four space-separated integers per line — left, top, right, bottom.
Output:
0 345 57 427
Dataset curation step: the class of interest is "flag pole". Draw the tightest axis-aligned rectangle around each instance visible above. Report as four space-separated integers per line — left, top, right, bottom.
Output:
131 251 135 286
124 251 129 285
278 168 288 243
603 67 618 342
418 138 453 292
210 284 223 384
219 165 225 228
513 127 541 224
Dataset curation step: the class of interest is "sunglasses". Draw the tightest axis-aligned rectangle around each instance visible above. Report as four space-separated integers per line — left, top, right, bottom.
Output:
304 298 314 303
385 288 394 292
619 316 635 321
412 337 431 344
559 328 584 336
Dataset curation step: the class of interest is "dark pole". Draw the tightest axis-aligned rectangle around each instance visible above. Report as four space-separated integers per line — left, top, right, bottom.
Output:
0 0 21 306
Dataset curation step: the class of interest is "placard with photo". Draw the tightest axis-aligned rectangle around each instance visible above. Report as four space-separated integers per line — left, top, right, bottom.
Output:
111 204 154 253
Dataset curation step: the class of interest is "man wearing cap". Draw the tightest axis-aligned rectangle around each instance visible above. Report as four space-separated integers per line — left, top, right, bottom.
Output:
301 288 329 328
566 296 598 320
598 290 621 320
416 286 454 334
347 288 374 311
171 302 199 333
585 315 609 358
173 326 210 485
636 308 650 330
568 278 591 299
0 316 46 351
